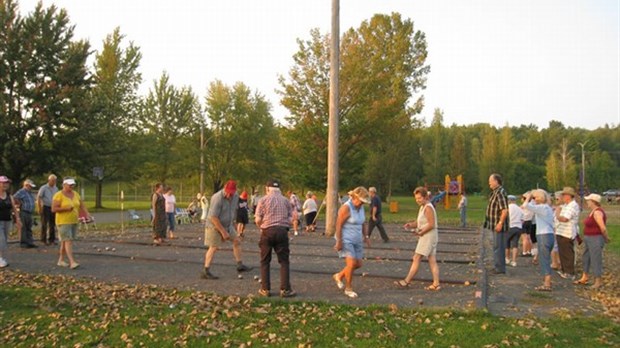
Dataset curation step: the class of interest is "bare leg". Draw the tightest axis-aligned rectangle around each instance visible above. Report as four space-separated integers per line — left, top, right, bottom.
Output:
427 254 440 286
543 274 552 288
521 234 532 254
204 246 218 268
65 241 77 266
342 257 360 290
58 242 66 263
232 238 242 263
404 254 423 283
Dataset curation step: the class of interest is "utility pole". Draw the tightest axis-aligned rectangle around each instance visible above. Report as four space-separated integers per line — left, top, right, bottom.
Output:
200 124 205 196
325 0 340 236
578 140 588 209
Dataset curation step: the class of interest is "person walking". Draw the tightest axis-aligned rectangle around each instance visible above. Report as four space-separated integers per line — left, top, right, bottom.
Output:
37 174 58 245
574 194 610 289
367 187 389 243
236 191 250 238
202 180 251 279
333 187 371 298
163 187 177 239
13 179 38 248
458 191 468 228
523 189 555 291
151 183 167 245
484 174 509 274
254 180 296 298
554 187 580 280
52 177 90 269
395 187 441 291
287 191 302 236
0 176 21 268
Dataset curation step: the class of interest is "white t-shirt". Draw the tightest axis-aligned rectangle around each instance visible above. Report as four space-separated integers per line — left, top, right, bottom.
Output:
164 193 176 213
303 198 317 215
508 203 523 228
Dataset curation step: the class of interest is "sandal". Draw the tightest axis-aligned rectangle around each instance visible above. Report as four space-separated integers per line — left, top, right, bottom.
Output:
425 284 441 291
394 279 410 288
333 273 345 290
573 279 589 285
534 285 552 292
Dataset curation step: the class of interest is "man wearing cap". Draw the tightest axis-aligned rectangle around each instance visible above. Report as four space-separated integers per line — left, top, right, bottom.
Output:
202 180 251 279
554 186 580 279
254 180 296 298
13 179 38 248
37 175 58 245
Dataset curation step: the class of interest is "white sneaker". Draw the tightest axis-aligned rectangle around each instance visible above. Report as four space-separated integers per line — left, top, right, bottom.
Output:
294 231 299 236
333 273 344 290
57 260 69 267
505 258 510 264
0 258 8 268
344 289 358 298
510 261 517 267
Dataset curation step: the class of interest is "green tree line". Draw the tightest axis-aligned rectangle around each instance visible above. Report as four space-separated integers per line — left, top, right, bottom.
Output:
1 1 618 206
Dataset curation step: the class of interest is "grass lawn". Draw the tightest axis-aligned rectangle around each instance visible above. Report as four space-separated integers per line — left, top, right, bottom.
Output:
1 271 618 347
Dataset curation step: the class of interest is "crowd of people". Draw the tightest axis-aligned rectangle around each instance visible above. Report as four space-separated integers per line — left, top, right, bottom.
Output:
0 172 611 299
485 173 610 291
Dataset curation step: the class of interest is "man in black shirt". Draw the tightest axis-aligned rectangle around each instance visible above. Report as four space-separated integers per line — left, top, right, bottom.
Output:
368 187 389 243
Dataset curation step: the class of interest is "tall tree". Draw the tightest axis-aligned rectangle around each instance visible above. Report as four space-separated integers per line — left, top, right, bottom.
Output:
423 108 446 184
139 72 201 183
87 28 142 207
0 0 91 181
204 80 277 192
278 13 430 189
479 125 498 193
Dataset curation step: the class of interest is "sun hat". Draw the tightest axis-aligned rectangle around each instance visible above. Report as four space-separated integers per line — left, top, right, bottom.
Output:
584 193 601 204
348 186 370 204
224 180 237 194
0 176 11 183
561 186 576 197
63 177 76 186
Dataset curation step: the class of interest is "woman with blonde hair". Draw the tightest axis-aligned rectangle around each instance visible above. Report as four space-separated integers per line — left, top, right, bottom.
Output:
523 189 555 291
396 187 441 291
333 187 371 298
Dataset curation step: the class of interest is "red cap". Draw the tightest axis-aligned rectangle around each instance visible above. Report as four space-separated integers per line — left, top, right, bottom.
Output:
224 180 237 195
240 191 248 199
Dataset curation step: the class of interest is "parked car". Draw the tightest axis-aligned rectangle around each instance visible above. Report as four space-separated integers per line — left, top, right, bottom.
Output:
602 189 620 197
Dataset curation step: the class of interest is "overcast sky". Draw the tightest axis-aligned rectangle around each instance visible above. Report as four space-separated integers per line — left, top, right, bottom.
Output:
19 0 620 130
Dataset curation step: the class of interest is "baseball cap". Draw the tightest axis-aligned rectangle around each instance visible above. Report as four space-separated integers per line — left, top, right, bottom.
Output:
584 193 601 204
507 195 516 201
266 179 280 188
224 180 237 194
24 179 36 188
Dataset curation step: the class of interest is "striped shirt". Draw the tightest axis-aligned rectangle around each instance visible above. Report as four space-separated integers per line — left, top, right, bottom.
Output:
556 200 580 239
256 190 291 229
14 188 36 213
485 186 508 232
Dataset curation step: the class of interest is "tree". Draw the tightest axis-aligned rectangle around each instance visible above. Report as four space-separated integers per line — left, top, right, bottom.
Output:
0 0 91 182
278 13 430 189
204 80 277 192
423 108 446 184
87 28 142 208
479 125 498 193
138 72 201 183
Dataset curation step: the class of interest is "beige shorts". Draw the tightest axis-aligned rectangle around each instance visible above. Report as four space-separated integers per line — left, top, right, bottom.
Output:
415 232 438 257
204 225 237 247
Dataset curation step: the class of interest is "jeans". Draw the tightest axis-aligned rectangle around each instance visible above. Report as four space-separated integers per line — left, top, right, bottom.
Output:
492 229 506 272
259 226 291 291
460 208 467 227
19 211 34 245
368 216 389 242
537 233 554 276
166 212 175 231
40 205 56 243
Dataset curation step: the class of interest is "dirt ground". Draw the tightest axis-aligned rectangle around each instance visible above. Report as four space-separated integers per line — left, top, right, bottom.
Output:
3 221 617 320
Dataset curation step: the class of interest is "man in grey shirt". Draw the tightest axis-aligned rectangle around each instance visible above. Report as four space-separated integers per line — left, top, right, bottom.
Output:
202 180 252 279
37 174 58 245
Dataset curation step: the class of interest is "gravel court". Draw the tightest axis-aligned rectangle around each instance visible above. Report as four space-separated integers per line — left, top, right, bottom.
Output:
7 221 483 309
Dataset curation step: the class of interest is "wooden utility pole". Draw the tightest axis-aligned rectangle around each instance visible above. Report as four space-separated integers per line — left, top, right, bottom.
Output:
200 124 205 195
326 0 340 236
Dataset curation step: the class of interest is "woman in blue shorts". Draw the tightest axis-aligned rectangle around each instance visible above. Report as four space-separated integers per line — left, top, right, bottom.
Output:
333 187 370 298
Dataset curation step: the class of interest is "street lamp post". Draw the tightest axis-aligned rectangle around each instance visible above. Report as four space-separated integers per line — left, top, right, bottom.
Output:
577 141 588 209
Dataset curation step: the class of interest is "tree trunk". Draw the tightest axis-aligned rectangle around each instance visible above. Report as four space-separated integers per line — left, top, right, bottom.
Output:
95 179 103 209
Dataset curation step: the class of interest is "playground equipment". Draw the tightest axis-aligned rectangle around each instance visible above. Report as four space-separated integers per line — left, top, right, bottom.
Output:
427 175 465 209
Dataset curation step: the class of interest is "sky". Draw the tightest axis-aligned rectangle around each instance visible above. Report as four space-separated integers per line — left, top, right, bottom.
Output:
18 0 620 130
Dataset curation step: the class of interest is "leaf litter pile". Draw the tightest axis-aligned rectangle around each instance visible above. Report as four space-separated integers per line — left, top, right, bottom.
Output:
1 270 618 347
